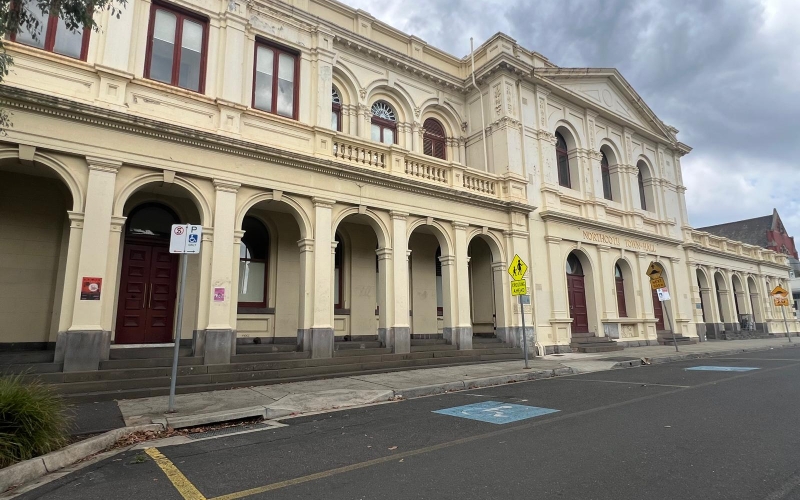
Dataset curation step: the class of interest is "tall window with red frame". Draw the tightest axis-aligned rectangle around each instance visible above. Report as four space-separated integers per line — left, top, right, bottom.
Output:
601 152 613 200
555 132 571 188
12 0 90 59
238 217 269 308
423 118 446 160
253 41 298 119
331 86 342 131
615 264 628 317
370 101 397 144
145 2 207 92
334 232 344 310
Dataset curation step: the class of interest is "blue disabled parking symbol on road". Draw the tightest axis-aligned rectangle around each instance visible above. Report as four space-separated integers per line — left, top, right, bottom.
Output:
433 401 559 424
685 366 759 372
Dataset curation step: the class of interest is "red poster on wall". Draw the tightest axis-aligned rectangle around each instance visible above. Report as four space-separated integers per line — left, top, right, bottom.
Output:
80 277 102 300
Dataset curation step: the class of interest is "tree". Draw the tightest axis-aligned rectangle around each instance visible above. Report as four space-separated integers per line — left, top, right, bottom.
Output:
0 0 126 129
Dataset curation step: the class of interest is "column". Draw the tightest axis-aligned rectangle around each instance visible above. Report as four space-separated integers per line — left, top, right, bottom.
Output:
387 211 410 353
202 180 240 365
62 158 120 372
309 197 335 358
635 251 656 340
449 222 473 350
720 270 737 329
296 238 314 350
439 254 457 340
597 245 616 321
311 29 336 129
192 227 214 356
53 212 84 364
545 236 567 317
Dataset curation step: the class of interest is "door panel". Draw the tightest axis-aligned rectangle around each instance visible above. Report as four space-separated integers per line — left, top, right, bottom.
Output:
115 244 153 344
615 277 627 317
144 246 179 343
567 274 589 333
115 241 178 344
652 289 667 331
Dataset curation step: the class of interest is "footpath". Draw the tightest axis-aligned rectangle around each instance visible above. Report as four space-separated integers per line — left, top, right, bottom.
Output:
2 337 798 495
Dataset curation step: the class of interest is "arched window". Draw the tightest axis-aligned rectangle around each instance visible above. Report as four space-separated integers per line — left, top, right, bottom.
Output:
334 232 344 309
601 152 613 200
615 264 627 317
423 118 446 160
331 86 342 132
566 253 583 275
638 168 647 210
126 203 179 239
556 132 571 188
239 216 269 307
371 101 397 145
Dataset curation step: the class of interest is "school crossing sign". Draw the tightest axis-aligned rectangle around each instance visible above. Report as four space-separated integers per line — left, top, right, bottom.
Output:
508 254 528 297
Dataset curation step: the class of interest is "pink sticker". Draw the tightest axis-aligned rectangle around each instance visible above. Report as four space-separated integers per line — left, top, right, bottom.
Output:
213 287 225 302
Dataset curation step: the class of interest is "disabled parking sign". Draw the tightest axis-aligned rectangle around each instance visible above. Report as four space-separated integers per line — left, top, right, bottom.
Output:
433 401 559 424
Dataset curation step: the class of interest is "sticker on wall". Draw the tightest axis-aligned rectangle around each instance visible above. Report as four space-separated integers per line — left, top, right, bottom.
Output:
80 277 102 301
213 287 225 302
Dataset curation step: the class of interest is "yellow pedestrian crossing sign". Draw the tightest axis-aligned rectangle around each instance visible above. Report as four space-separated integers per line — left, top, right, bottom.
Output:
771 285 789 297
646 262 663 279
508 254 528 281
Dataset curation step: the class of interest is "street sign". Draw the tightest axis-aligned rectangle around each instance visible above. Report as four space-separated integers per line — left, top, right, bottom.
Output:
657 287 671 302
511 280 527 296
650 276 666 290
508 254 528 281
646 262 663 279
774 296 790 307
771 285 789 297
170 224 202 254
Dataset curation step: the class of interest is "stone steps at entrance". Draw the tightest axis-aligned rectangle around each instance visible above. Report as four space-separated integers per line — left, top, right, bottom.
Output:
570 335 624 353
411 344 457 352
656 333 698 346
334 341 384 350
25 346 522 402
236 344 298 354
109 346 193 360
410 339 448 346
334 348 392 357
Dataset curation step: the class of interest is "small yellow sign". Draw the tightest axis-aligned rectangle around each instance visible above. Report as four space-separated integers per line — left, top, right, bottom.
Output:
646 262 663 279
774 296 790 307
511 280 527 296
771 285 789 297
650 276 666 290
508 254 528 281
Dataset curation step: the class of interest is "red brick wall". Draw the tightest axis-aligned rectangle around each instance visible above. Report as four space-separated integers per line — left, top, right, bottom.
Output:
767 229 798 259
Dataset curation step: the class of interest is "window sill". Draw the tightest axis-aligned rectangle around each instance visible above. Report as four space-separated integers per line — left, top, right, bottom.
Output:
237 306 276 314
334 308 350 315
6 41 92 71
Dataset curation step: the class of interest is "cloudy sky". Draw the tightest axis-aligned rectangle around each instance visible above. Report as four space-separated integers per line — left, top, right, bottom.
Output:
342 0 800 237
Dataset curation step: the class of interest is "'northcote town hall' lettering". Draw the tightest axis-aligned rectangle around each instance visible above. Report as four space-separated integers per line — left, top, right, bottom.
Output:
582 230 657 253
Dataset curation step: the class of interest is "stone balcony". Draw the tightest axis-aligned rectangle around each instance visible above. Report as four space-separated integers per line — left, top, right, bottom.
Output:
684 228 788 266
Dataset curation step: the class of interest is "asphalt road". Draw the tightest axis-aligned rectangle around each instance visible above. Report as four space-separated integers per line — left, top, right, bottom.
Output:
15 348 800 500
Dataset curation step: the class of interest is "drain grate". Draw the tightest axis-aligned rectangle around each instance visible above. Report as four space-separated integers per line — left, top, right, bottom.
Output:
187 422 273 440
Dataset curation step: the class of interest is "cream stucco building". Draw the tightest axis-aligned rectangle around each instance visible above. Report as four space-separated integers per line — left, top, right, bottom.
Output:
1 0 797 373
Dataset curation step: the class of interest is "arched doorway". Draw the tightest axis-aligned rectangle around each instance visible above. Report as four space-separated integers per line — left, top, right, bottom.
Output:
652 288 667 332
467 237 497 338
714 272 732 325
114 203 180 344
747 276 764 331
408 224 451 338
566 253 589 333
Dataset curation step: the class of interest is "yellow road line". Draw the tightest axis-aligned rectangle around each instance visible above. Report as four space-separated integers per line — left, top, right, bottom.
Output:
145 447 207 500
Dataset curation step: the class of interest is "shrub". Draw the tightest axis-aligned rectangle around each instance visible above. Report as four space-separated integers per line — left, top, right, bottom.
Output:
0 374 70 468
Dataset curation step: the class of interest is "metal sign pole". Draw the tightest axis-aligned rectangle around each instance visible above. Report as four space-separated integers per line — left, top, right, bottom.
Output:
663 300 679 352
781 305 792 343
168 254 189 413
520 294 529 369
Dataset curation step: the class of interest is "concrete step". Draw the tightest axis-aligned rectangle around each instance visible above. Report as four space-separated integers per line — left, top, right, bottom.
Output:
472 336 502 343
411 344 457 352
473 342 515 350
230 351 311 363
334 341 383 350
100 357 205 370
571 344 624 353
236 344 297 354
570 336 614 344
334 348 392 357
410 339 448 346
0 351 56 365
1 362 63 375
109 346 193 360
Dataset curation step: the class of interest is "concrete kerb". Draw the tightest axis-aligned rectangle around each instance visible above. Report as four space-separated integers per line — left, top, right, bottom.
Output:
611 342 800 369
0 423 163 493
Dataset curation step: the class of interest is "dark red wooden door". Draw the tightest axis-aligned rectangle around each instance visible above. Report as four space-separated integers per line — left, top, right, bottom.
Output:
652 289 667 331
615 277 627 317
567 274 589 333
115 242 178 344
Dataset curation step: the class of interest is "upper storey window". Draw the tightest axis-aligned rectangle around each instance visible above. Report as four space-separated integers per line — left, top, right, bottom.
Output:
11 0 90 60
371 101 397 144
601 152 612 200
423 118 446 160
331 86 342 131
638 169 647 210
555 132 571 188
145 2 208 93
253 41 298 119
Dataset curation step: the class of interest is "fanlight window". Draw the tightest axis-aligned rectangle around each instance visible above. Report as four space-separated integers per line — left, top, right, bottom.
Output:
566 253 583 276
371 100 397 144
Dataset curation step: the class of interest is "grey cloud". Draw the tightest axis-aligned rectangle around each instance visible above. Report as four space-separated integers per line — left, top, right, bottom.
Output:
343 0 800 235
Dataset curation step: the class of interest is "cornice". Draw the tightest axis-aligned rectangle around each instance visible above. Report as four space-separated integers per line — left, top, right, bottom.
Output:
682 242 790 270
539 210 683 246
0 86 534 214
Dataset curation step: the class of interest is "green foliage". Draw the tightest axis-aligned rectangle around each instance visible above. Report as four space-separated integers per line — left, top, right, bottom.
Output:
0 374 71 468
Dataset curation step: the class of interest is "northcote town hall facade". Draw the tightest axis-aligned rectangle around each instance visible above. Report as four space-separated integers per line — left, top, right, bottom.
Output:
1 0 797 372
